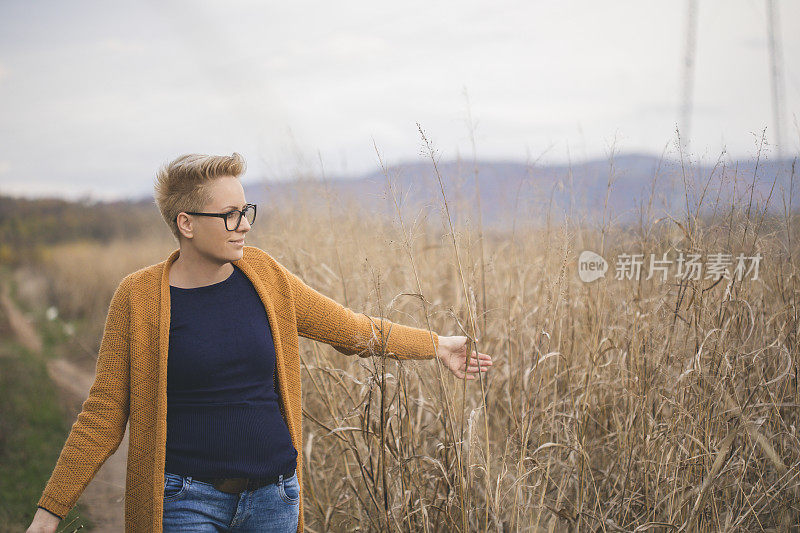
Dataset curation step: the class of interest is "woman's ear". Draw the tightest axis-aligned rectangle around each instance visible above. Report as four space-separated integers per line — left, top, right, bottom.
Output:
176 212 194 239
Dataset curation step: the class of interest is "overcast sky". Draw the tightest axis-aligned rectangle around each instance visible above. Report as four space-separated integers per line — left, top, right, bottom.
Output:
0 0 798 200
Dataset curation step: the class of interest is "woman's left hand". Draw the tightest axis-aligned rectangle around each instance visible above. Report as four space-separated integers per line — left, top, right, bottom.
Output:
435 335 493 380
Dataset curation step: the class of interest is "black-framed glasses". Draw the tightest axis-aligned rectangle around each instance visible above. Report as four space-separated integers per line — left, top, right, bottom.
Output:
182 203 257 231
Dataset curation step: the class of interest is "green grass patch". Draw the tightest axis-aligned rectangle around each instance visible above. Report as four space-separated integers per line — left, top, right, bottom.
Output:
0 339 93 530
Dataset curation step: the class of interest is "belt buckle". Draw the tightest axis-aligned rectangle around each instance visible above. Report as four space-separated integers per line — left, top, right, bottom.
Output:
214 478 248 494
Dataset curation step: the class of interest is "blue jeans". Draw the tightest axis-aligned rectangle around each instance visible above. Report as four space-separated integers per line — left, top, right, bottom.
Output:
162 470 300 532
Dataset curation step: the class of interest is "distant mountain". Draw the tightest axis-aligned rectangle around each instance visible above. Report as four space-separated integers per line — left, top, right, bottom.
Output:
236 153 797 229
4 153 791 257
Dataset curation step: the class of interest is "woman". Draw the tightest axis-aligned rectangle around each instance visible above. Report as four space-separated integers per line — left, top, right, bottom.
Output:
27 152 493 533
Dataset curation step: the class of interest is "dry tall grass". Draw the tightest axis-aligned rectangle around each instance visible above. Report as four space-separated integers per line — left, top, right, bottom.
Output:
27 144 800 532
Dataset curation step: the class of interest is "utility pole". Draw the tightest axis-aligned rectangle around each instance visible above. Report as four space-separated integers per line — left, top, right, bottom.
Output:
679 0 698 154
675 0 698 216
766 0 785 158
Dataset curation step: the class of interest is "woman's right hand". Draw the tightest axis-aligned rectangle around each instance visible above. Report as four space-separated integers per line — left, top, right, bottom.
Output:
25 508 62 533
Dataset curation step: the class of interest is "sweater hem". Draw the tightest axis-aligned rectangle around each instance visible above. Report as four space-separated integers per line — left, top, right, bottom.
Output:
36 496 68 520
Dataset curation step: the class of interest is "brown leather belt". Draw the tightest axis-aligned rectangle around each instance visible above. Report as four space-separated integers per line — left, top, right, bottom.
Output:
194 467 295 494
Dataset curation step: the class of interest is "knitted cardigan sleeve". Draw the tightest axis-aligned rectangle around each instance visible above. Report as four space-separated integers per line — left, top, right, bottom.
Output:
281 266 439 360
37 275 133 518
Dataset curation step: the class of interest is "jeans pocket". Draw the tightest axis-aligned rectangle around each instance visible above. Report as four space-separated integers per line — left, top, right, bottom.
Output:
278 472 300 504
164 472 190 501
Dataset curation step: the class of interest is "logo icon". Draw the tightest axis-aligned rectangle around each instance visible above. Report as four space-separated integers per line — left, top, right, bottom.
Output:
578 250 607 282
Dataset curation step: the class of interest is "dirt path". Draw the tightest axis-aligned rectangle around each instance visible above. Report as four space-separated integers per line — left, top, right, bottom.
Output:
0 282 42 354
0 280 127 531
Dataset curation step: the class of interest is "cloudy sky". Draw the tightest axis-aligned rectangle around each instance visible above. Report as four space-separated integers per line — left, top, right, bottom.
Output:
0 0 798 200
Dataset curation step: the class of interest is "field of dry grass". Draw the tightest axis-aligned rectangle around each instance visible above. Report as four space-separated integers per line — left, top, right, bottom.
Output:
9 147 800 532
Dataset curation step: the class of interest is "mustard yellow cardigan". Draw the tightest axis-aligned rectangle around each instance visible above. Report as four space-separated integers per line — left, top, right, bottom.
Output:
38 246 439 532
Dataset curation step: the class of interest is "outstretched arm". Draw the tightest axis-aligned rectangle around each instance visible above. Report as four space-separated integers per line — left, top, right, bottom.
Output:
281 264 493 379
32 276 133 523
282 266 439 360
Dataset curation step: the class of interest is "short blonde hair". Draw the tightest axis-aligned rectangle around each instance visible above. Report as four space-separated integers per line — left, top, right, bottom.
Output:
153 152 246 241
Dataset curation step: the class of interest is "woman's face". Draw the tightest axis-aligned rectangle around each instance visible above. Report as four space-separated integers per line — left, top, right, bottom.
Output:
180 175 251 263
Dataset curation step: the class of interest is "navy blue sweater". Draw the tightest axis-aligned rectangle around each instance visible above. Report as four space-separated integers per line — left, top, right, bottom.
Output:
165 264 298 478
